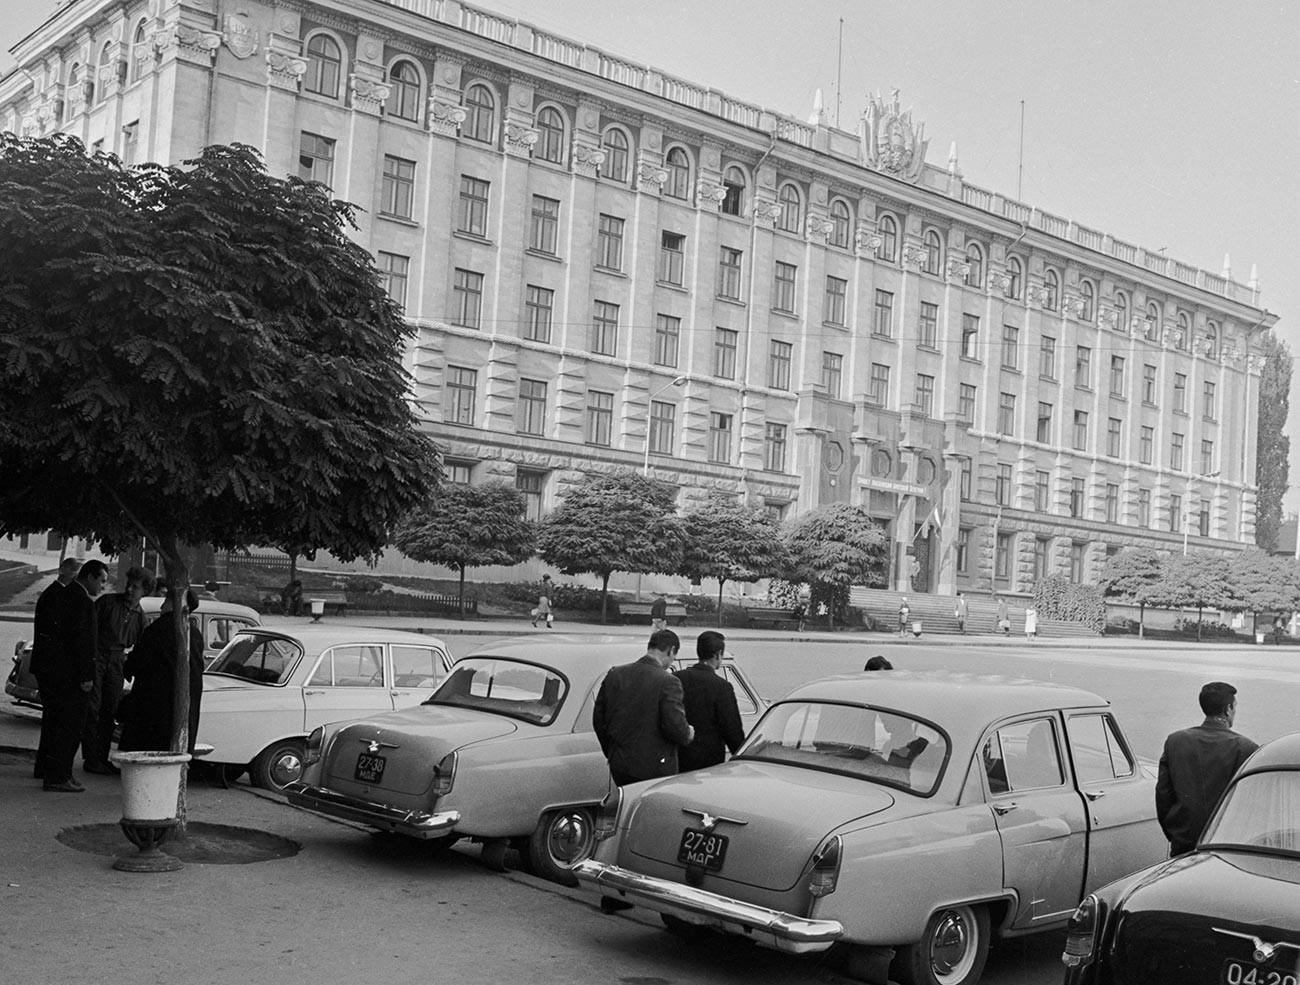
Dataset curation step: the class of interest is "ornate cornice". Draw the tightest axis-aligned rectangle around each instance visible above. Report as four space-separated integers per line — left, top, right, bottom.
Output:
901 243 928 268
428 96 467 136
504 120 539 156
636 159 668 193
945 255 972 282
855 226 884 255
267 49 307 90
805 214 835 243
752 199 782 228
571 141 606 178
350 74 391 115
696 177 727 210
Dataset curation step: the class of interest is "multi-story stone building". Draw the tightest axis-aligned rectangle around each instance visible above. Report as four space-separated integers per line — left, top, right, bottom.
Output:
2 0 1278 597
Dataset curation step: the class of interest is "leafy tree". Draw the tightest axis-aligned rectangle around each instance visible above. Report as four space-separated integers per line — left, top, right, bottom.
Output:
1157 553 1234 641
393 481 535 616
1255 331 1291 552
537 469 684 622
782 503 888 627
0 134 439 759
1228 550 1300 638
1097 548 1164 637
680 490 787 627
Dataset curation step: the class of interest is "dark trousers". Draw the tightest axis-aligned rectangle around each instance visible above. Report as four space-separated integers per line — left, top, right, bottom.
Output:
37 679 87 784
80 654 124 766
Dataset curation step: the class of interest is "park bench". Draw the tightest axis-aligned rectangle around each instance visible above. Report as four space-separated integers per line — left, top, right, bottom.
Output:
304 589 349 618
745 606 804 629
619 601 688 626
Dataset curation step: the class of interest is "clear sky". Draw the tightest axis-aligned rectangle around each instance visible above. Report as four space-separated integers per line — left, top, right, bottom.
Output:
5 0 1300 508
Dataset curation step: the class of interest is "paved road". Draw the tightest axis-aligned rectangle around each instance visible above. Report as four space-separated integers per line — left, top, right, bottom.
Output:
5 619 1296 985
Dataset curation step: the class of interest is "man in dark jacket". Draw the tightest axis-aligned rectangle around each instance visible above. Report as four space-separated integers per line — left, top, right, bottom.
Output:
30 557 81 780
32 559 108 791
82 566 152 774
119 589 205 755
1156 681 1259 856
592 630 694 786
675 631 745 771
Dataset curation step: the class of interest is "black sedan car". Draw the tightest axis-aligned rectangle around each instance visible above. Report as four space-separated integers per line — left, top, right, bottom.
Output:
1062 731 1300 985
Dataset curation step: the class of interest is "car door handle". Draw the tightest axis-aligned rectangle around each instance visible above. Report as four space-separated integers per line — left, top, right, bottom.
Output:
992 802 1018 815
304 689 325 695
1085 790 1107 801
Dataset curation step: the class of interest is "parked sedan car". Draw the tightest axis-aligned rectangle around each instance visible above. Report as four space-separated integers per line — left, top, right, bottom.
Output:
201 626 453 791
1062 731 1300 985
575 670 1167 985
286 638 768 884
5 596 260 707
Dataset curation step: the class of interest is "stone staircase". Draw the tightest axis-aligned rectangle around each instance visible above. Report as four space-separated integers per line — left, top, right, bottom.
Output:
848 587 1100 639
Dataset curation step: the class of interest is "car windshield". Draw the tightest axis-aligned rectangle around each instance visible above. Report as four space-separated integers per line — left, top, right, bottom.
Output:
737 700 948 796
427 657 568 726
206 634 302 685
1201 769 1300 857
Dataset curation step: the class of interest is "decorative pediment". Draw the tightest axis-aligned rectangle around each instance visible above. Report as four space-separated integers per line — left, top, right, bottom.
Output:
859 88 929 183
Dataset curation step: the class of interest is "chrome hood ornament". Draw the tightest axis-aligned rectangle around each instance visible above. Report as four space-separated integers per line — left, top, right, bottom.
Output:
682 808 747 833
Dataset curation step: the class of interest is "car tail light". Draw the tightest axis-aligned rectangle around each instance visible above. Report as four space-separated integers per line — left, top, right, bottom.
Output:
303 727 324 767
1062 894 1100 971
807 835 842 898
432 751 457 796
593 786 623 841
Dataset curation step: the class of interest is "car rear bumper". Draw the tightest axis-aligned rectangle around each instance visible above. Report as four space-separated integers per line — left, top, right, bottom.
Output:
284 782 460 839
573 860 843 953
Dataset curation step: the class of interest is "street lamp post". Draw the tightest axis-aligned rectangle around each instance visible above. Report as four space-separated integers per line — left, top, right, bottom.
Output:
636 375 687 601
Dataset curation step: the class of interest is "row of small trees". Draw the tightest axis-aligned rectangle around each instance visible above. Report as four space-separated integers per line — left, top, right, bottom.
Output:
1098 547 1300 638
394 469 891 624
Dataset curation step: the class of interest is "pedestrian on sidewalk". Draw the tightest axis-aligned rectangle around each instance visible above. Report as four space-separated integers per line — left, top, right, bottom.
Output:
897 598 910 638
119 589 205 755
996 595 1010 635
650 592 669 631
82 565 152 775
531 574 553 628
1024 605 1038 641
31 557 80 782
954 592 968 634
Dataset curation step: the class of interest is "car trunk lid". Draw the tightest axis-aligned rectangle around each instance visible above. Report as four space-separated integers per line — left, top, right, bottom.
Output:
625 760 895 892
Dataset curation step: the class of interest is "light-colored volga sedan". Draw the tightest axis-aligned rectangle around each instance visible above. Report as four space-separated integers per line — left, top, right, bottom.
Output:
575 671 1167 985
285 637 767 884
201 626 453 791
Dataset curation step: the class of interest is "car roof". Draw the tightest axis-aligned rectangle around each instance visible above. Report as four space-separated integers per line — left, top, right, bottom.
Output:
140 596 260 621
232 625 448 650
1240 731 1300 772
784 670 1110 720
463 636 651 676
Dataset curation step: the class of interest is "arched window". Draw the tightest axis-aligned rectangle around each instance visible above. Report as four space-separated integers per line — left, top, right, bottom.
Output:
722 165 746 216
777 183 802 233
829 199 851 248
664 146 690 200
1044 268 1060 311
463 84 496 143
304 34 342 98
922 228 942 275
877 213 898 262
1114 290 1129 331
1006 255 1023 299
535 106 565 164
1145 300 1161 340
601 128 628 182
1080 279 1095 321
130 21 148 82
965 243 984 287
1177 311 1191 350
96 44 111 103
67 64 81 118
1204 320 1219 359
385 60 421 121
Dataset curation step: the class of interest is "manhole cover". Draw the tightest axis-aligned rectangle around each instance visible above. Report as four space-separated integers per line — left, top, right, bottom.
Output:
58 821 300 865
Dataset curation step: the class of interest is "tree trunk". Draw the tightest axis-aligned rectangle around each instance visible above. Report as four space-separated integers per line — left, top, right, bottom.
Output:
1196 607 1204 642
1138 602 1145 639
716 579 726 628
600 572 610 624
288 551 297 585
457 565 466 618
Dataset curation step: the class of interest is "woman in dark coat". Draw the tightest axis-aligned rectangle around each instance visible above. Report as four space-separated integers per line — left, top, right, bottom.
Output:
118 590 205 754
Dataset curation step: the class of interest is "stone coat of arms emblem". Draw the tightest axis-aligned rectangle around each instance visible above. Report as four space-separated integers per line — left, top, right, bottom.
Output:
860 89 929 183
223 13 259 59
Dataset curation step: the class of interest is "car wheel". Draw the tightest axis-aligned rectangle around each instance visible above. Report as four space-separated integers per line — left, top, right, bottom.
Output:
894 904 990 985
250 739 306 792
527 807 596 886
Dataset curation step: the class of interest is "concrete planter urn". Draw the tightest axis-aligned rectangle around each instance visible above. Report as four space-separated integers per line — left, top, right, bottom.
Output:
109 750 191 872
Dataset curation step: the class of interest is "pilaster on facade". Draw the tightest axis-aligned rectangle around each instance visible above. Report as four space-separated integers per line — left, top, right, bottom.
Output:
503 78 537 157
480 349 520 434
550 364 588 446
349 73 391 116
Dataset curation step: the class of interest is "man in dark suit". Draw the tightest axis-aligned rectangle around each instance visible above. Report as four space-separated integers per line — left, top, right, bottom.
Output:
32 559 108 791
675 631 745 772
593 629 694 786
30 557 81 780
1156 681 1259 856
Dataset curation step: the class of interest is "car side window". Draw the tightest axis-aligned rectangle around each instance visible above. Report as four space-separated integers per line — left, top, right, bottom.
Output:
390 645 445 688
721 665 758 716
983 718 1063 793
309 645 385 687
1067 713 1135 784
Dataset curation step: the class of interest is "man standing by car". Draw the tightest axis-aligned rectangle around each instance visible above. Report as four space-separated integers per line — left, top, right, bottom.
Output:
1156 681 1259 856
675 631 745 772
592 629 694 786
30 556 81 780
81 565 152 775
33 559 108 791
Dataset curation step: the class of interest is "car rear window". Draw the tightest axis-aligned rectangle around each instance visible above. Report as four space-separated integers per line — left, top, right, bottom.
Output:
207 634 302 685
738 700 948 796
1202 770 1300 857
427 657 567 726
